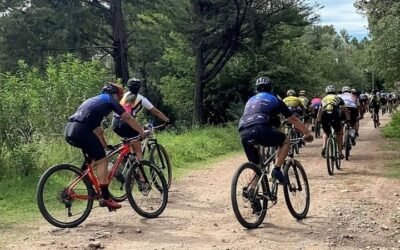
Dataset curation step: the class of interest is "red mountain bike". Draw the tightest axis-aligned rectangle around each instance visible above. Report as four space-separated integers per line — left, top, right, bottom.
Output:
36 135 168 228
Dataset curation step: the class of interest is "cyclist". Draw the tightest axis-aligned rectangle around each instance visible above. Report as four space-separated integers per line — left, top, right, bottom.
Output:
338 86 359 145
299 90 311 128
359 91 369 118
64 83 147 210
283 89 304 117
239 77 313 191
380 92 388 115
310 94 322 131
370 93 381 126
111 78 170 160
318 85 350 159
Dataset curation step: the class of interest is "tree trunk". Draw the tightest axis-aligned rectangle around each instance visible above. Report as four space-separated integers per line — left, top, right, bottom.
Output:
193 46 205 125
110 0 129 84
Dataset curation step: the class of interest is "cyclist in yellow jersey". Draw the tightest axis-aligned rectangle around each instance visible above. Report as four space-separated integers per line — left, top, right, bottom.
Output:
317 85 350 159
283 89 304 117
299 90 311 128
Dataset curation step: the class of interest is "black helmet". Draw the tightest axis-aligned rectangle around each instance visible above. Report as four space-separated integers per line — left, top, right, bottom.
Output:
255 77 273 92
102 83 124 98
127 78 142 94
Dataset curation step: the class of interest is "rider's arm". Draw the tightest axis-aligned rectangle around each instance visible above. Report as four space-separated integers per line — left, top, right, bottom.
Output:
150 107 170 123
287 115 311 136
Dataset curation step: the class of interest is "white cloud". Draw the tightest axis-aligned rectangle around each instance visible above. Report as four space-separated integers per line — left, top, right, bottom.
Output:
307 0 369 39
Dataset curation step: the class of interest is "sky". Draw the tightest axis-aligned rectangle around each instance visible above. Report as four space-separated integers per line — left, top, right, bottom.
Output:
307 0 369 40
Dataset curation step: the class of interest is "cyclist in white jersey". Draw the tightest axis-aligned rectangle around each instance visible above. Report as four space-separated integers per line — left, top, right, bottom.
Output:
338 86 359 144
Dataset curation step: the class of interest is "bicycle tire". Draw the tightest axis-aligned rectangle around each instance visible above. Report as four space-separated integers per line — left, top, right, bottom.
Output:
326 138 334 175
335 140 341 170
231 162 268 229
344 132 350 161
283 160 310 219
37 164 95 228
126 160 168 218
315 123 321 138
149 144 172 189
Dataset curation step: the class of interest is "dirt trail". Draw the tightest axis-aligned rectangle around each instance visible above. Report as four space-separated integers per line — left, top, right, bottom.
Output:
1 115 400 250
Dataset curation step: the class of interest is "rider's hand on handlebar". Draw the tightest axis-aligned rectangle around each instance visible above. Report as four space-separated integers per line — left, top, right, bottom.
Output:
303 132 314 143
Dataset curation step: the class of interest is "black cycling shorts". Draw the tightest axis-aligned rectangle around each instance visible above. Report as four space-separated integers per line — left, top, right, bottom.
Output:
340 107 358 127
64 122 105 161
239 124 286 164
321 112 341 135
111 117 139 138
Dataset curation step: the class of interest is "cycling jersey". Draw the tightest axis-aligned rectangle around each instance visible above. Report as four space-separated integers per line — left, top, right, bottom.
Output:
283 96 303 113
310 97 321 109
239 92 291 130
68 93 125 131
298 96 310 109
120 92 154 117
321 94 344 113
338 93 358 108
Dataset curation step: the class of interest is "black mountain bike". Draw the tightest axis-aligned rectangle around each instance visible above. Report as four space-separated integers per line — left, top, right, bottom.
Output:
231 139 310 229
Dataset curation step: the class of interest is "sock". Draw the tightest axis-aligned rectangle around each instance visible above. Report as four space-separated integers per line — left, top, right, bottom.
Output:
100 184 110 200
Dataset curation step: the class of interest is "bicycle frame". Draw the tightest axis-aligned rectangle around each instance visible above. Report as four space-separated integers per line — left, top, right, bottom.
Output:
66 138 138 201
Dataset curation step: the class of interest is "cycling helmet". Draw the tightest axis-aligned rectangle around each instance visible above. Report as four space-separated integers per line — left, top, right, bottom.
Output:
325 85 335 93
127 78 142 94
255 77 273 92
342 86 351 92
287 89 296 96
256 77 273 87
102 83 124 98
351 88 357 93
299 90 306 96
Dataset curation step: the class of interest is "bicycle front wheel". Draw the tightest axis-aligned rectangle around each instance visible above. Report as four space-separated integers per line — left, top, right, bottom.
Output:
36 164 95 228
283 160 310 219
149 144 172 189
231 162 268 229
326 137 335 175
126 160 168 218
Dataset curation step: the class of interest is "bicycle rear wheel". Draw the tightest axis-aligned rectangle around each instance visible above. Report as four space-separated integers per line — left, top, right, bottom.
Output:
315 123 321 138
231 162 268 229
149 144 172 189
37 164 95 228
344 131 351 160
126 160 168 218
283 160 310 219
326 138 335 175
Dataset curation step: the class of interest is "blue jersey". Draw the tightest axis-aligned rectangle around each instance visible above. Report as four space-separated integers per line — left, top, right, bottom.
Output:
68 93 125 130
239 92 292 130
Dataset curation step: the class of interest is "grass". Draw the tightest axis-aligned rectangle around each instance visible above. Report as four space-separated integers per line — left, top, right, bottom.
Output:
382 112 400 179
0 124 242 227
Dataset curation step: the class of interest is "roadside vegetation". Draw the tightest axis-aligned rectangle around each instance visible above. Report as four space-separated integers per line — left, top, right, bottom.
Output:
383 112 400 178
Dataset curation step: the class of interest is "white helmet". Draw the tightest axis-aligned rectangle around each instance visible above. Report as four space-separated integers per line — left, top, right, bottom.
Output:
342 86 351 92
325 85 336 93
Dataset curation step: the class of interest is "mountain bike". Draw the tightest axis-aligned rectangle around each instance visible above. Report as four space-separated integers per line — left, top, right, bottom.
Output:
231 139 310 229
142 123 172 189
110 123 172 196
37 135 168 228
372 110 380 128
326 124 341 175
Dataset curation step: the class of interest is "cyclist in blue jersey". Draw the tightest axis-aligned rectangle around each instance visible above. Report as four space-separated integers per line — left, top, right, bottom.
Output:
64 83 147 210
238 77 313 189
